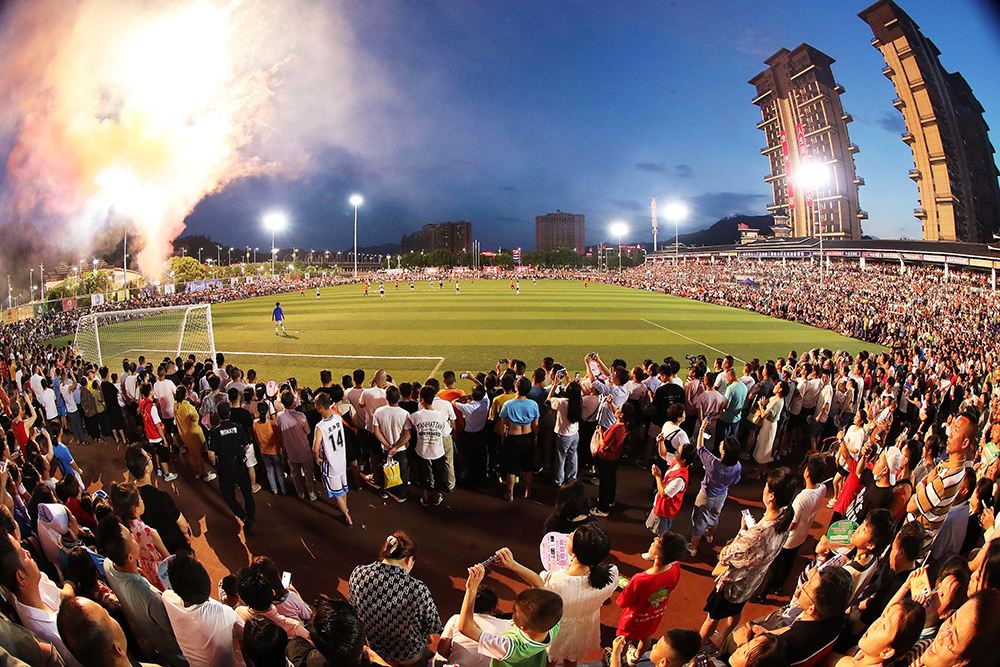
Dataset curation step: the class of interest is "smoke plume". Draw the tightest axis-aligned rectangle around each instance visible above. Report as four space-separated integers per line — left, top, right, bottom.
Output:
0 0 385 280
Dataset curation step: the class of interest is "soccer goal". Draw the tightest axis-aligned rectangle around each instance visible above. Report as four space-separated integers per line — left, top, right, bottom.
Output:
74 304 217 368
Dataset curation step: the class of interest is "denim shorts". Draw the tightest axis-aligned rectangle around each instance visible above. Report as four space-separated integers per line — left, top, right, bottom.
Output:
690 489 728 536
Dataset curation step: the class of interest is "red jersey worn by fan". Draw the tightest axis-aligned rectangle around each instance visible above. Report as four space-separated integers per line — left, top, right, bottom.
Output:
615 561 681 641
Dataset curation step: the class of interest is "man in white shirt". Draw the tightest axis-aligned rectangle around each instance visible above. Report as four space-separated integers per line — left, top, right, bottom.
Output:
401 386 449 507
29 367 44 400
153 365 178 452
373 386 412 501
161 553 244 667
0 533 83 667
453 385 491 487
768 455 827 595
429 380 458 492
359 370 389 483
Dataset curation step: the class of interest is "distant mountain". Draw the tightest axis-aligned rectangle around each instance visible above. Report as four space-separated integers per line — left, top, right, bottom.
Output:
338 242 401 255
677 214 774 247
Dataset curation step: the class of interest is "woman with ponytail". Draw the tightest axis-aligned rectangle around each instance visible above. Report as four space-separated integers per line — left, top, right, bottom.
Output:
495 523 618 667
348 531 443 666
699 466 798 648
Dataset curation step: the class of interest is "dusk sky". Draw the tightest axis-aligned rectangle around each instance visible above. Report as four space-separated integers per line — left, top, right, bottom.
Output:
4 0 1000 263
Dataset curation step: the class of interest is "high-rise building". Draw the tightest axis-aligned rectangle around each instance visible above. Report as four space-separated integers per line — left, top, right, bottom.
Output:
400 221 472 255
535 211 585 253
749 44 865 240
860 0 1000 243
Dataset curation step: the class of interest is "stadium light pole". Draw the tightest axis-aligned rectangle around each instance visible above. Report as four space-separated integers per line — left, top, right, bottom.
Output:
662 202 688 259
796 163 830 284
263 211 288 279
349 194 363 278
610 222 628 271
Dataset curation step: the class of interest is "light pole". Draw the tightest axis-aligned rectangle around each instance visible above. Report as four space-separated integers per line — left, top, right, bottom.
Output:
610 222 628 271
663 202 688 258
228 247 233 265
198 247 203 263
217 246 221 266
796 163 830 284
263 211 288 278
350 194 363 278
29 268 33 303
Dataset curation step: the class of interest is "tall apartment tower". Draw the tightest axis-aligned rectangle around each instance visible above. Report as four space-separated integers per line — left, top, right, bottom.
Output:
400 221 472 254
749 44 865 240
860 0 1000 243
535 211 586 253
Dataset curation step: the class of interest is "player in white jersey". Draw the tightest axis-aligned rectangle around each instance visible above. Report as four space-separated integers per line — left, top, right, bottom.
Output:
313 393 352 526
316 287 321 299
455 280 460 294
379 282 385 298
409 280 415 291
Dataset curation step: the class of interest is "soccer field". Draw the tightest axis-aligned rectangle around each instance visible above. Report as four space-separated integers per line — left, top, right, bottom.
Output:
73 279 880 383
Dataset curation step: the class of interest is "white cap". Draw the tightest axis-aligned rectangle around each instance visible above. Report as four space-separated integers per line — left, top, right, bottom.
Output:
884 445 904 486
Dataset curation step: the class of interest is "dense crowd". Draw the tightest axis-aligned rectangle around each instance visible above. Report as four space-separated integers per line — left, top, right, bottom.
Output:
0 260 999 667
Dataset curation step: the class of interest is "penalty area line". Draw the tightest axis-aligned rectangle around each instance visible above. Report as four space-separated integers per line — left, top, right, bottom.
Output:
640 319 745 364
121 348 445 362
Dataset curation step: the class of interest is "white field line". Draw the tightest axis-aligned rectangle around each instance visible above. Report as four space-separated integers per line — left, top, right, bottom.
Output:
640 319 745 364
427 357 446 381
124 348 444 362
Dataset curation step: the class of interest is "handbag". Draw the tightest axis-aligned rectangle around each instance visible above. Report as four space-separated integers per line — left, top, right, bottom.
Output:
590 428 602 457
383 456 402 489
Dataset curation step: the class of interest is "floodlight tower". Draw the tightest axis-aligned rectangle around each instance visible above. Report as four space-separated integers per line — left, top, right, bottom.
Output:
649 197 659 252
349 194 363 278
263 211 288 278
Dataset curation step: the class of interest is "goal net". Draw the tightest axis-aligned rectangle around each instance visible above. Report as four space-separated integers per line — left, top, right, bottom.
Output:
74 304 217 368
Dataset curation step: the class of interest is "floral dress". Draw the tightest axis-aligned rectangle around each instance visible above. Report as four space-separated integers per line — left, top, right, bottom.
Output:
714 518 786 604
129 519 165 591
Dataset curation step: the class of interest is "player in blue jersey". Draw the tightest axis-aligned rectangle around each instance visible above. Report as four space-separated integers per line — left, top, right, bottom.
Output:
272 302 286 335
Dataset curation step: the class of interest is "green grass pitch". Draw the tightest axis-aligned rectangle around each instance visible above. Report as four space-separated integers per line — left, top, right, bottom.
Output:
64 279 879 384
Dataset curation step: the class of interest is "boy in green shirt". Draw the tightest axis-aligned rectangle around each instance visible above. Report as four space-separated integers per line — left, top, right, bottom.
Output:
458 563 562 667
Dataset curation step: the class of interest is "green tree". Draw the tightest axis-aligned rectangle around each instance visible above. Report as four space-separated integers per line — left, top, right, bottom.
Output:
457 250 477 267
549 247 582 267
522 249 548 267
427 248 456 267
494 252 514 270
168 256 210 282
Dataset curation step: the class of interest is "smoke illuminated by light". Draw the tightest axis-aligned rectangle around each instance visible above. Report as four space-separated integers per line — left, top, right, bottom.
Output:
0 0 387 278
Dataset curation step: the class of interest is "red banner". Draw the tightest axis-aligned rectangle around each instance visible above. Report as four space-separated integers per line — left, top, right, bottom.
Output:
62 297 77 312
781 131 793 211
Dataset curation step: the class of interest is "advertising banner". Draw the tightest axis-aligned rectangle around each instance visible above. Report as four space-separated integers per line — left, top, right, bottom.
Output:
62 297 77 312
91 293 105 306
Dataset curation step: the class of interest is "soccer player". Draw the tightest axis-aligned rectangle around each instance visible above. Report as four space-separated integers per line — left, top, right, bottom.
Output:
395 279 399 290
272 302 286 336
455 280 460 294
313 393 352 526
438 278 443 289
364 282 369 296
379 282 385 299
516 279 520 294
410 280 415 291
316 287 320 299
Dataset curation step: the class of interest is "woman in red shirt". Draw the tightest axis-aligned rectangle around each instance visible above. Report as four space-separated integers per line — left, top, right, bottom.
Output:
592 402 633 517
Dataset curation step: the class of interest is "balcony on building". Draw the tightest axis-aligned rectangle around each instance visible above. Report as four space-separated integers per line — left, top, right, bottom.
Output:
833 84 845 94
842 113 854 123
764 173 783 183
761 144 782 155
914 208 927 218
901 132 914 144
871 37 882 47
857 210 869 219
756 116 778 129
892 97 905 109
853 177 865 186
909 168 921 180
882 66 895 78
751 90 772 105
848 143 860 153
766 203 784 212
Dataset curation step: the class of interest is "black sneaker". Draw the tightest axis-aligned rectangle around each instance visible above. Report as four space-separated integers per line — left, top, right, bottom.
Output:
420 496 430 506
378 489 389 499
432 494 444 506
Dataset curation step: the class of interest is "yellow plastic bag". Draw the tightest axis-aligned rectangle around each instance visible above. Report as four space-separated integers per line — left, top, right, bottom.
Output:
383 456 402 489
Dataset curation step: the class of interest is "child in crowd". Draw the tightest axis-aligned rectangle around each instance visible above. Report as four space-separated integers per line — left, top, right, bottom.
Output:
438 586 512 667
109 481 169 591
616 532 688 666
251 555 312 622
646 444 695 538
457 562 563 667
234 566 310 639
607 629 701 667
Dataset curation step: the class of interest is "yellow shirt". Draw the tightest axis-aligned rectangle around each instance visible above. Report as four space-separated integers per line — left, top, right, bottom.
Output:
174 400 205 446
489 393 516 434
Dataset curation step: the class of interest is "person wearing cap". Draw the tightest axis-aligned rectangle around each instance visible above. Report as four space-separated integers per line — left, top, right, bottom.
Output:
845 440 903 524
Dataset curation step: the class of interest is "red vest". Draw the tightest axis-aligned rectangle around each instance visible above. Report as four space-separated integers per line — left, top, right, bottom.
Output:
140 398 161 441
654 464 689 519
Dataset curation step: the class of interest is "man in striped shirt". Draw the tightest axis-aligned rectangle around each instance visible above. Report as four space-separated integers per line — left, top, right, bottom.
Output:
906 410 977 556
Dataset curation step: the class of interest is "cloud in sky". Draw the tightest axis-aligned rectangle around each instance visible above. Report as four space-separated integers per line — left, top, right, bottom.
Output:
635 163 693 179
612 199 643 211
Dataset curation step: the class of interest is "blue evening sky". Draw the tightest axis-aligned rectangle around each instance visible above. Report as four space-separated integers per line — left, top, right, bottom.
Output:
185 0 1000 252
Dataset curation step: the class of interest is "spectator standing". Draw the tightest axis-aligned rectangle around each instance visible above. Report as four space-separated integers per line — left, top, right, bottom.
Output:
590 402 632 517
547 375 581 486
313 393 352 526
207 402 256 531
123 446 192 556
498 378 540 502
276 391 317 501
253 403 285 495
173 386 214 482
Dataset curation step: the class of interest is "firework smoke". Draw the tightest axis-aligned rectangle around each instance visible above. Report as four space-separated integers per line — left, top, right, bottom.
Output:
0 0 384 279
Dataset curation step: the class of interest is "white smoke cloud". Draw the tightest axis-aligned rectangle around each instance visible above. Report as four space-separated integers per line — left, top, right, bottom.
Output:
0 0 392 278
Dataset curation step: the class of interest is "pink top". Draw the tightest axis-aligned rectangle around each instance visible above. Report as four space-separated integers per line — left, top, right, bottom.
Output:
129 519 165 591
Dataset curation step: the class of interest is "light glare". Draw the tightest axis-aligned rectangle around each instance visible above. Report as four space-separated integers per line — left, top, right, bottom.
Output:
349 194 363 206
263 211 288 231
662 202 688 221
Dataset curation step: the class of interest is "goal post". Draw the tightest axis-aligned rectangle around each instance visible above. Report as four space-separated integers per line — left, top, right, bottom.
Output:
73 304 217 368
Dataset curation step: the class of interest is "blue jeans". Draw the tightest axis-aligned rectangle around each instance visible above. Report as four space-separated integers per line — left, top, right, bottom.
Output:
554 432 579 485
262 454 286 494
690 489 728 536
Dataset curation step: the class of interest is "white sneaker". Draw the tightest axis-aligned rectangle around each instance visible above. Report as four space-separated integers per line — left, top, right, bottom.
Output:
203 472 217 482
163 473 178 482
687 546 698 557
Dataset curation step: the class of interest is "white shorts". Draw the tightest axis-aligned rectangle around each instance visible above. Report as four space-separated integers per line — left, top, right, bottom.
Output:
322 463 348 498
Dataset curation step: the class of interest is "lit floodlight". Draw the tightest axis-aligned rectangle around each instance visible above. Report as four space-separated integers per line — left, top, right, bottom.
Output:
349 194 363 207
610 222 628 238
263 211 288 231
796 162 830 190
662 202 688 221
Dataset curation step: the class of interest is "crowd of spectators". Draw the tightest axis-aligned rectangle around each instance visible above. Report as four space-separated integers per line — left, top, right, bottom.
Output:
0 259 998 667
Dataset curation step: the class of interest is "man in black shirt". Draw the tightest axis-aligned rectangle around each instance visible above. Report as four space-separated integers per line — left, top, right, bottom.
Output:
123 445 192 554
208 402 256 530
